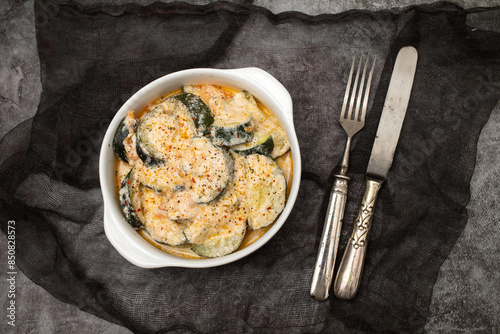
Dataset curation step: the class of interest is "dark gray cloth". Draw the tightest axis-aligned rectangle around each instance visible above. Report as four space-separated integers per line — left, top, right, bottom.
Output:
1 0 499 333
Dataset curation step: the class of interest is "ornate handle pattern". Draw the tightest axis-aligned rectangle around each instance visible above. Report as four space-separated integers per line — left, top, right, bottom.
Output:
310 174 350 301
333 178 382 300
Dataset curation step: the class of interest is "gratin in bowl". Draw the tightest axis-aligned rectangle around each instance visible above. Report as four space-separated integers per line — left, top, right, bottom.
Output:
99 67 301 268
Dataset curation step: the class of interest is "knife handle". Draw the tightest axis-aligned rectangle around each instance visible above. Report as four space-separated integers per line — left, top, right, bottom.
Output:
334 178 382 300
310 174 350 301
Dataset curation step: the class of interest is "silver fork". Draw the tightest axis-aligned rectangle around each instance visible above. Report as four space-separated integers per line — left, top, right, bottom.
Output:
310 53 377 301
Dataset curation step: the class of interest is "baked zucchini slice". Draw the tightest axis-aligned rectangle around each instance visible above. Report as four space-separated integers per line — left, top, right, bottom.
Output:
191 227 246 258
119 167 143 229
185 195 248 258
136 99 196 166
232 133 274 156
113 117 130 163
244 154 287 229
231 92 289 158
135 105 168 166
209 97 254 146
173 92 214 136
113 112 139 163
183 136 234 204
140 187 188 246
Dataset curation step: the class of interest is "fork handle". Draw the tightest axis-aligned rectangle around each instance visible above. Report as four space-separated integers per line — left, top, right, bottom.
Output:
310 174 350 301
334 178 382 300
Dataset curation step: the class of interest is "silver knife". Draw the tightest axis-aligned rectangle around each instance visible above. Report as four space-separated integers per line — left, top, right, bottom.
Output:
333 46 418 300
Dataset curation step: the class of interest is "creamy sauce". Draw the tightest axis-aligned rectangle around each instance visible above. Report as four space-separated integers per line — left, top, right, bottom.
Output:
115 85 293 259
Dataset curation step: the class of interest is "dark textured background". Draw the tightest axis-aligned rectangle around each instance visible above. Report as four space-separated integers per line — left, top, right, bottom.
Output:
0 0 499 333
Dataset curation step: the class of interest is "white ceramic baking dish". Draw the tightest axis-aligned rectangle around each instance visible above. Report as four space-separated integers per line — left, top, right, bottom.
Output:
99 67 301 268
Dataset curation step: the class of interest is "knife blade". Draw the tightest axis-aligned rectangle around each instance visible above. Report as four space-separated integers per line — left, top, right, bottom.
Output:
333 46 418 300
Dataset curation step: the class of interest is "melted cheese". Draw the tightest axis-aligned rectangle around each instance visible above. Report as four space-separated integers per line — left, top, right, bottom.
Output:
135 159 186 193
184 192 247 245
183 84 233 107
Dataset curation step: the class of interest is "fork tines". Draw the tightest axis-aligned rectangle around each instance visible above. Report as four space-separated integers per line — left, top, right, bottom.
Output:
341 53 377 123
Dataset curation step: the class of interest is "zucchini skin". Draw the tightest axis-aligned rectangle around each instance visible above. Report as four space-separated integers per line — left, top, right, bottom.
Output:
211 121 254 146
173 92 214 136
113 117 132 163
233 135 274 157
119 169 143 229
